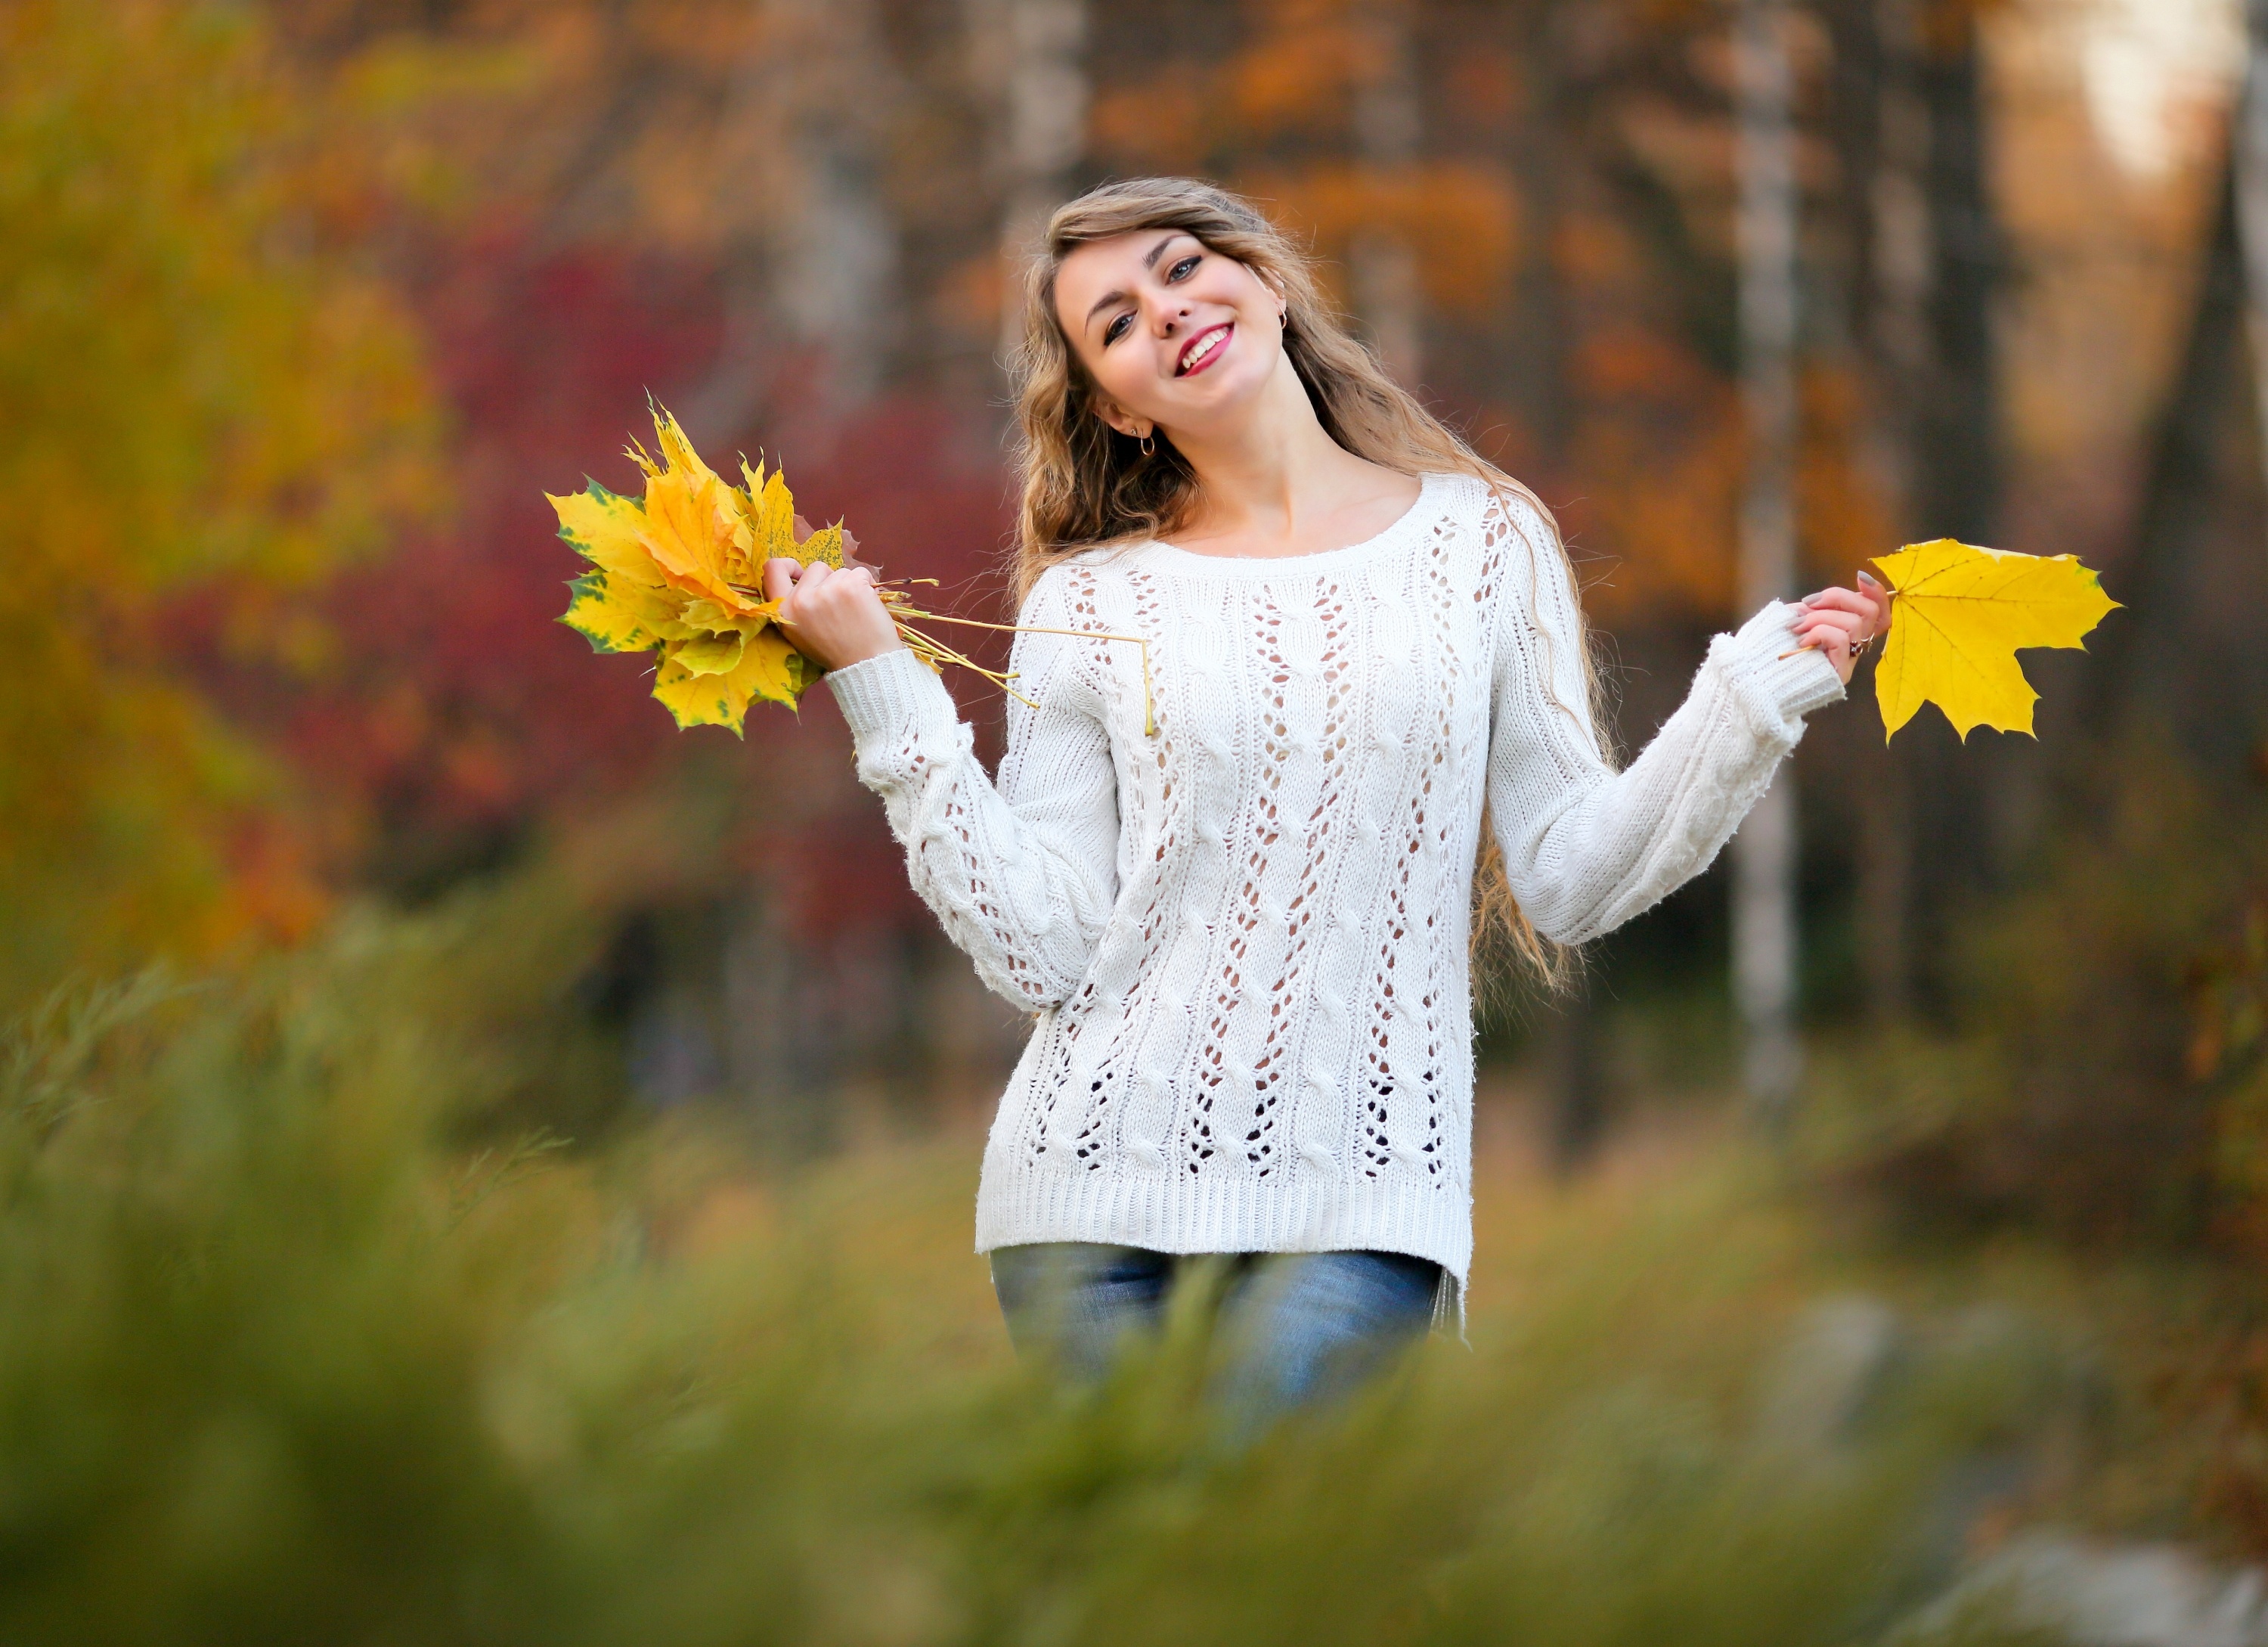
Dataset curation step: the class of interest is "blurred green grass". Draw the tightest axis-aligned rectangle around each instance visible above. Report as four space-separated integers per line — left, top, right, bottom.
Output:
0 886 2112 1645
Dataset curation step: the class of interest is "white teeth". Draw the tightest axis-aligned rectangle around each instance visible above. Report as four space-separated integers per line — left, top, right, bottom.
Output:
1182 327 1226 371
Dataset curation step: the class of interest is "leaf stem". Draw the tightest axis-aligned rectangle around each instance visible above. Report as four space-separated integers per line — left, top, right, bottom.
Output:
891 610 1157 736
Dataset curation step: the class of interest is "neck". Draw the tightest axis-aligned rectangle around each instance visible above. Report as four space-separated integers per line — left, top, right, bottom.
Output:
1167 355 1368 543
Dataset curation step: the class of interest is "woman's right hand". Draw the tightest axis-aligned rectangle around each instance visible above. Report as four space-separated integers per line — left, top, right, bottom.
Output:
763 557 905 672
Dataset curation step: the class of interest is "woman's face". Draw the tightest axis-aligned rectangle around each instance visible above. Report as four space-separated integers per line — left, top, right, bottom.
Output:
1052 228 1284 444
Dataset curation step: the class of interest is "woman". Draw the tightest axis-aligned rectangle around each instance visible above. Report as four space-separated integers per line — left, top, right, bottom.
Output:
761 179 1885 1418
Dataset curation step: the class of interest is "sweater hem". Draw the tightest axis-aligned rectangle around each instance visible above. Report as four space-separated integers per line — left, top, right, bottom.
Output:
971 1161 1476 1292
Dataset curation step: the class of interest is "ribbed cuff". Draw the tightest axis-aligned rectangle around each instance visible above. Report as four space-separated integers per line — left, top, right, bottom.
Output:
823 647 962 755
1709 600 1846 743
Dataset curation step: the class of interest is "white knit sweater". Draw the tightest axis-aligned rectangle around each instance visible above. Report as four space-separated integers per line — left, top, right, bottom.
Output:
826 473 1843 1301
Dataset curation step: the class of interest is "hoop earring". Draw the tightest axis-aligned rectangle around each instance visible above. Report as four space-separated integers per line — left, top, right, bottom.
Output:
1139 431 1155 459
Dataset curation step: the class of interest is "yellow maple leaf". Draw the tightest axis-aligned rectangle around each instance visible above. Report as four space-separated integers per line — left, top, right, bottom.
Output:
646 628 813 736
627 421 751 613
560 566 687 653
651 650 748 731
1869 538 2119 743
736 456 843 572
728 624 809 711
673 631 748 677
550 483 667 590
740 457 798 566
551 402 1143 739
545 402 851 735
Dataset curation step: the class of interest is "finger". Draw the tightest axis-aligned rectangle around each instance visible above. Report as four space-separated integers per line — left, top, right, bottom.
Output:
1801 587 1873 617
1797 607 1874 647
762 558 802 602
1851 572 1891 633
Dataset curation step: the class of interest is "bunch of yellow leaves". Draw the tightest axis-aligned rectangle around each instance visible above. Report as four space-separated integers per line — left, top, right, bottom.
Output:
549 404 1148 735
1864 539 2120 742
547 406 838 731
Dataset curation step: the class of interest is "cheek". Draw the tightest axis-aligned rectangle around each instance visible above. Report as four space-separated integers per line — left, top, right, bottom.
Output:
1086 346 1169 418
1084 343 1141 396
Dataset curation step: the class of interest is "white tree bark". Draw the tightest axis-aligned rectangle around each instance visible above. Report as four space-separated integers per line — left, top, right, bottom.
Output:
1733 0 1804 1120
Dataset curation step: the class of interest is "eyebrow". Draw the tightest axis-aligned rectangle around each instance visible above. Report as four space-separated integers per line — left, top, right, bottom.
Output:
1081 234 1193 330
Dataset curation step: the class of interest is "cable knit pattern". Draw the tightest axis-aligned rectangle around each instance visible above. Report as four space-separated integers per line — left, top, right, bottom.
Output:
826 473 1844 1302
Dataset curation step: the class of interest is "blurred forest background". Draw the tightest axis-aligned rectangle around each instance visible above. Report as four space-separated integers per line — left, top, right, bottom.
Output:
7 0 2268 1638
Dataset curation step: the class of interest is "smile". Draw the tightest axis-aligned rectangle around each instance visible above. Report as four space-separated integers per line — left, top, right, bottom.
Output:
1176 323 1232 377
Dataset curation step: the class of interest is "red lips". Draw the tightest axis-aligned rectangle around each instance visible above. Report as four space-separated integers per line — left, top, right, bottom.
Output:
1176 322 1232 377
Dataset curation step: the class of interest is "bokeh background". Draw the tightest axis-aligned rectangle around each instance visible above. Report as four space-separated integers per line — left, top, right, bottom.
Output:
5 0 2268 1640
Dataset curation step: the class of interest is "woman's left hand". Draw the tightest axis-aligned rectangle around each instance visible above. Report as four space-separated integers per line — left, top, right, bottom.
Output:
1790 570 1892 685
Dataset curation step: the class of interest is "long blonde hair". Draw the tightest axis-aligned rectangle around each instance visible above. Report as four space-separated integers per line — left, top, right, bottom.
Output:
1004 177 1600 990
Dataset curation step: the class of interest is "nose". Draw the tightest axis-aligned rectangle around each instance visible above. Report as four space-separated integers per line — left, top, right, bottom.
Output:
1151 294 1192 336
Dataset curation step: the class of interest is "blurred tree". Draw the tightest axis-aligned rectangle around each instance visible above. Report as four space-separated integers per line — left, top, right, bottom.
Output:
1811 0 2009 1025
1349 0 1425 386
971 0 1089 367
2239 0 2268 507
682 0 906 443
0 0 435 1003
1732 0 1804 1121
240 0 1031 1125
1830 39 2268 1260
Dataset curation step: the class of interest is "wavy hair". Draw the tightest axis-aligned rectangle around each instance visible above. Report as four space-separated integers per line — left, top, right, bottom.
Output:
1003 177 1603 990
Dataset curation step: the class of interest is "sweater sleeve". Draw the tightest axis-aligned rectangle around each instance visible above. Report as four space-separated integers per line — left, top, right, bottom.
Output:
823 575 1120 1010
1481 492 1845 945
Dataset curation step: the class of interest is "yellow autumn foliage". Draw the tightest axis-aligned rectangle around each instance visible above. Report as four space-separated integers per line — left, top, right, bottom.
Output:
548 405 843 734
1870 538 2120 742
0 2 436 1004
551 407 1157 737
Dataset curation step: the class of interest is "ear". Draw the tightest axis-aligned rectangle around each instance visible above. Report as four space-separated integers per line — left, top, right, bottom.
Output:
1091 398 1148 440
1252 273 1290 330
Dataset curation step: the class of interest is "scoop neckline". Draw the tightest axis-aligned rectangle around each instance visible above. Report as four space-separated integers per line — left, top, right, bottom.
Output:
1126 471 1449 578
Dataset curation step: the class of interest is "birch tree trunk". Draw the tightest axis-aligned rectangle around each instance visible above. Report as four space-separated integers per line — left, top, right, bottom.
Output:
1732 0 1804 1121
1352 0 1424 389
1902 6 2001 1020
687 0 902 445
770 0 901 411
973 0 1088 368
1851 0 1930 1028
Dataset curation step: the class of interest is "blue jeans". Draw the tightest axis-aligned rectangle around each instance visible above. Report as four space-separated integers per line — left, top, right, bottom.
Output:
988 1243 1442 1425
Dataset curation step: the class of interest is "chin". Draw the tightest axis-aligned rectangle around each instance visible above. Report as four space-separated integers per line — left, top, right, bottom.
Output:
1169 333 1275 413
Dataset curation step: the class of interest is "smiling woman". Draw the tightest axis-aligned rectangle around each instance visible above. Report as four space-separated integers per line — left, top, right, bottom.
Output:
761 178 1884 1422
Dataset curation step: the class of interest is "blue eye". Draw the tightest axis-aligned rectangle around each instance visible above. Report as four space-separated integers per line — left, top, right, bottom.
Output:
1167 254 1200 281
1104 312 1131 345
